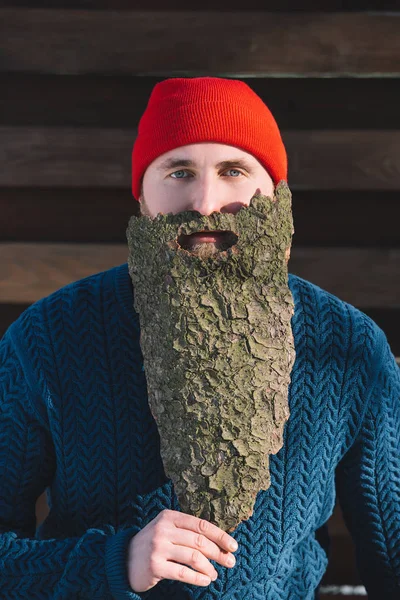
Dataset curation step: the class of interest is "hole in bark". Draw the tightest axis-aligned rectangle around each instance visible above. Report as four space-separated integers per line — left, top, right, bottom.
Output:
177 230 238 252
187 393 196 406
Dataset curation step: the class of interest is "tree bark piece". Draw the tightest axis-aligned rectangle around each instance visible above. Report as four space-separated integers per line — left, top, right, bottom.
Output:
126 181 296 532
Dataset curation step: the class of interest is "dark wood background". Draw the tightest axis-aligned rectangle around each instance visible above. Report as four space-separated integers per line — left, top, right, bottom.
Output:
1 2 399 598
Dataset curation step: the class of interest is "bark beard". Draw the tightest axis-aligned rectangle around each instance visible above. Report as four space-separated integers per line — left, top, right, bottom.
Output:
126 180 296 532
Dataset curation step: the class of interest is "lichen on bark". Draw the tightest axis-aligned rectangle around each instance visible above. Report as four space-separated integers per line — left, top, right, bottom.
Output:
126 180 296 532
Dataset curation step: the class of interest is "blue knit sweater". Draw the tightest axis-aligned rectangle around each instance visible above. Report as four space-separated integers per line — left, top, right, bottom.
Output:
0 262 399 599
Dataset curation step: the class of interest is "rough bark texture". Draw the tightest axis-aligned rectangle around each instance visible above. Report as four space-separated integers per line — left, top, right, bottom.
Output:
126 181 296 532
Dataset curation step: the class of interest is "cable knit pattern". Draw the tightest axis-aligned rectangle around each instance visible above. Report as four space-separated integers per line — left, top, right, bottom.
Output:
0 262 399 599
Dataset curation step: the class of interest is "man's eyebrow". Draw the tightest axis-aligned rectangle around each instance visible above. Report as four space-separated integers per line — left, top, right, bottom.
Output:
156 157 255 172
156 158 196 171
217 159 255 172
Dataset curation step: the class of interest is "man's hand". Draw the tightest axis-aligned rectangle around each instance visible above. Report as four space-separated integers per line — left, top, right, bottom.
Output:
127 509 238 592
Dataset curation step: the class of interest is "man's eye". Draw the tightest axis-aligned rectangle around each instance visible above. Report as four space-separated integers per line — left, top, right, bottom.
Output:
170 170 189 179
226 169 243 177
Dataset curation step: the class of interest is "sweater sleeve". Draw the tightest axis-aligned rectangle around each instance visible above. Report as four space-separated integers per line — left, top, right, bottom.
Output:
0 326 150 600
335 329 400 599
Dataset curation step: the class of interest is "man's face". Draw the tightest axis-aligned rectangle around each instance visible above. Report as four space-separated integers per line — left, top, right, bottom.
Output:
139 142 275 219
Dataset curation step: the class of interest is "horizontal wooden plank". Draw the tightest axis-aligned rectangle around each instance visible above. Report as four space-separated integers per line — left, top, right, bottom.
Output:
0 126 133 188
1 243 399 309
1 10 400 76
292 191 400 247
2 75 400 130
288 131 400 190
1 127 400 190
1 0 398 10
0 187 140 243
289 248 400 308
0 243 126 304
1 187 400 247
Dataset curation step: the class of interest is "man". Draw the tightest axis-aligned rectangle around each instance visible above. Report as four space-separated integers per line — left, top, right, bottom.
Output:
0 77 399 600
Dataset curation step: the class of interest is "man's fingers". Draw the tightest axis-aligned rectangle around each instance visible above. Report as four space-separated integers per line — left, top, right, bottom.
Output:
166 545 218 582
172 512 238 552
169 529 236 569
156 558 214 587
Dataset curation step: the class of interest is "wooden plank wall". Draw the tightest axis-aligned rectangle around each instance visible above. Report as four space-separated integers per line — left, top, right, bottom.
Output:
1 2 399 598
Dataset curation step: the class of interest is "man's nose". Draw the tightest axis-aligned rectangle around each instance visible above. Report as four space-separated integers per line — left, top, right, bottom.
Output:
189 179 226 216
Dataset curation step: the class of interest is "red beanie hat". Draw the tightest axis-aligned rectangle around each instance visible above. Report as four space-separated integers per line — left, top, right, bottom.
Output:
131 76 287 201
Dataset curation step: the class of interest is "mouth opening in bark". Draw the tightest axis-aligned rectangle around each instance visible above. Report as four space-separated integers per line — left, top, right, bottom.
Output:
176 230 239 253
